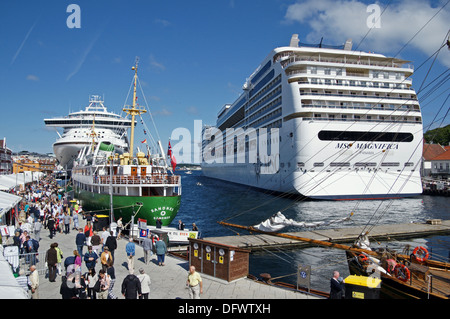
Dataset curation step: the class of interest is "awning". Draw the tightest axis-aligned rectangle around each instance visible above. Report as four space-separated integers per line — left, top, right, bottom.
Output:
0 191 22 219
0 246 28 299
0 172 43 191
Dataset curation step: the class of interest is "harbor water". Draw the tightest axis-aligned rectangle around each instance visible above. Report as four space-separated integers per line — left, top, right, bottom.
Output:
169 170 449 293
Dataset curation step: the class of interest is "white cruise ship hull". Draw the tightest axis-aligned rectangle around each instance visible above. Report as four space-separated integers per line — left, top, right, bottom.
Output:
201 35 424 200
202 120 423 199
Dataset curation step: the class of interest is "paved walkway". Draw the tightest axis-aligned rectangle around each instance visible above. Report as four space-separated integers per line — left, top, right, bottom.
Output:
31 218 320 299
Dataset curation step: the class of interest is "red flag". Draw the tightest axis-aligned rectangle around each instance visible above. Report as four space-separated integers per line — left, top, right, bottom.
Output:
167 141 176 170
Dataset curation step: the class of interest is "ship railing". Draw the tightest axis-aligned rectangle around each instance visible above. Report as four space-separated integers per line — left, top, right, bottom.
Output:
95 174 180 186
280 54 414 70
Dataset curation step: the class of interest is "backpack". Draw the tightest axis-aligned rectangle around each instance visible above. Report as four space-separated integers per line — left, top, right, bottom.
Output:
32 239 39 251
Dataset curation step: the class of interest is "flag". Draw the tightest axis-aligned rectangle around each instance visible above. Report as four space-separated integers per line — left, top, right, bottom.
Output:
167 140 176 171
141 139 147 144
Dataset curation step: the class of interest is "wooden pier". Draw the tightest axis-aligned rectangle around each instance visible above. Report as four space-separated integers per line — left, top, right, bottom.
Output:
205 220 450 251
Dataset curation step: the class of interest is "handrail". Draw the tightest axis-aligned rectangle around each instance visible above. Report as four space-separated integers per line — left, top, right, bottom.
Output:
94 174 180 185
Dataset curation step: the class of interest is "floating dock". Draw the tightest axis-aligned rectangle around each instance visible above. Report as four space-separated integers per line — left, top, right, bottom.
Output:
206 220 450 251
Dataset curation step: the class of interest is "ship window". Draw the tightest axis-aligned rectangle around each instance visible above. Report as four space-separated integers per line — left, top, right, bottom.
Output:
381 162 400 167
318 130 413 142
330 162 350 167
355 162 376 167
404 162 414 166
313 162 324 167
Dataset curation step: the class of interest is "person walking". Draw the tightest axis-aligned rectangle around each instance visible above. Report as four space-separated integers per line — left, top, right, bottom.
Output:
75 228 86 257
121 272 142 299
85 268 98 300
63 212 71 234
137 268 151 299
34 219 42 242
142 233 153 265
72 209 79 230
97 269 110 299
116 217 123 239
106 259 117 299
45 243 58 282
24 235 39 265
29 265 39 299
330 271 345 299
100 246 112 272
84 222 93 246
47 215 56 239
54 242 64 276
125 238 135 274
90 231 102 255
186 265 203 299
105 231 117 260
83 246 98 271
155 237 167 266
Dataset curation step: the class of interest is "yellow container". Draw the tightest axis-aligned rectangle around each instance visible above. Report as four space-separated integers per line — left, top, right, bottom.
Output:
344 275 381 299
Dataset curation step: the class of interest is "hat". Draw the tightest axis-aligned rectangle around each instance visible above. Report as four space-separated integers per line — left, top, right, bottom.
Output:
104 246 109 250
139 268 145 274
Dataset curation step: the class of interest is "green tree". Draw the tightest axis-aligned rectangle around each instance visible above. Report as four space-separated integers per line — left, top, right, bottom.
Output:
424 125 450 145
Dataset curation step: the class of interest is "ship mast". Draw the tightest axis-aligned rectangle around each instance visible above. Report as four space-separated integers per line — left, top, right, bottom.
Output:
123 58 147 159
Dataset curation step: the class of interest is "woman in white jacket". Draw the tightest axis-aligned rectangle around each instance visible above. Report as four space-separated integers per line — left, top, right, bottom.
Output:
137 268 151 299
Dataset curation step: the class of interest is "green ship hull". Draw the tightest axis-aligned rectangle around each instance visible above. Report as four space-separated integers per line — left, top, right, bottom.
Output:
75 188 181 227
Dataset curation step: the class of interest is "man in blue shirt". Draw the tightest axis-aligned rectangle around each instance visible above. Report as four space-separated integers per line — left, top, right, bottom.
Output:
75 228 86 256
126 238 135 274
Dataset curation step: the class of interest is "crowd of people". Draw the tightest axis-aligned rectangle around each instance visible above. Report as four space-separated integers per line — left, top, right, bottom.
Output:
6 175 203 300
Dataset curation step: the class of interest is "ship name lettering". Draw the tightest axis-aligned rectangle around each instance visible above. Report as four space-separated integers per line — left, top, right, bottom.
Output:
336 143 399 150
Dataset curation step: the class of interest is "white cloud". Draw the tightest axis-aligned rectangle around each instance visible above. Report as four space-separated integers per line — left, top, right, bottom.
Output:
284 0 450 66
154 19 171 27
26 74 39 81
153 108 172 116
149 54 166 71
186 106 199 115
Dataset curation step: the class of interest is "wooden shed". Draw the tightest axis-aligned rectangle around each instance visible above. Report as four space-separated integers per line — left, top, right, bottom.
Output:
188 238 251 282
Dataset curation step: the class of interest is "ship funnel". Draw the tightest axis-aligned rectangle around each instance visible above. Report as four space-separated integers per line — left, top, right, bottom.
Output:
290 34 299 47
344 38 353 51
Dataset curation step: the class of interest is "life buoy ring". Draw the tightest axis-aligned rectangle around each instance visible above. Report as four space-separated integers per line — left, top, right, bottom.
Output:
412 246 429 262
394 264 410 282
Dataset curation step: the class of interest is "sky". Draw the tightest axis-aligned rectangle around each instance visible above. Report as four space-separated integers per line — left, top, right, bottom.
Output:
0 0 449 162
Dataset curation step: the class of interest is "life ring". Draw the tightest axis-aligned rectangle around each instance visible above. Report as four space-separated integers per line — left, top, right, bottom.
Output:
394 264 410 282
412 246 429 262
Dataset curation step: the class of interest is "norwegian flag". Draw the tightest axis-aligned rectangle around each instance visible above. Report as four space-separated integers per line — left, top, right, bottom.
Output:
167 140 176 171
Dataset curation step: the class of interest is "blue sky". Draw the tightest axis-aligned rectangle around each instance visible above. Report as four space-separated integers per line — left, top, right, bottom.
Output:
0 0 449 159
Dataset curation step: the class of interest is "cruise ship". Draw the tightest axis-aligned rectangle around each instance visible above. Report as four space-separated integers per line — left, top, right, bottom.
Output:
44 95 132 168
201 35 423 200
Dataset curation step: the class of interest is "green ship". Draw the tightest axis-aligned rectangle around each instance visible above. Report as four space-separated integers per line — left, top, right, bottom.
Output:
72 60 181 227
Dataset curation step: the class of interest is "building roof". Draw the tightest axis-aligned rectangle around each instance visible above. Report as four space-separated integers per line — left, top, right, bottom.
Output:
423 143 446 161
431 150 450 161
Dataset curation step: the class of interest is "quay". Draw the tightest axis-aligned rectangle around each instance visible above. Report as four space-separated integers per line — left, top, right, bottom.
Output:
205 220 450 251
1 216 321 300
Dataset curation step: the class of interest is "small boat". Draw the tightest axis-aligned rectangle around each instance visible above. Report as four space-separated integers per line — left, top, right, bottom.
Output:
220 215 450 299
346 234 450 299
